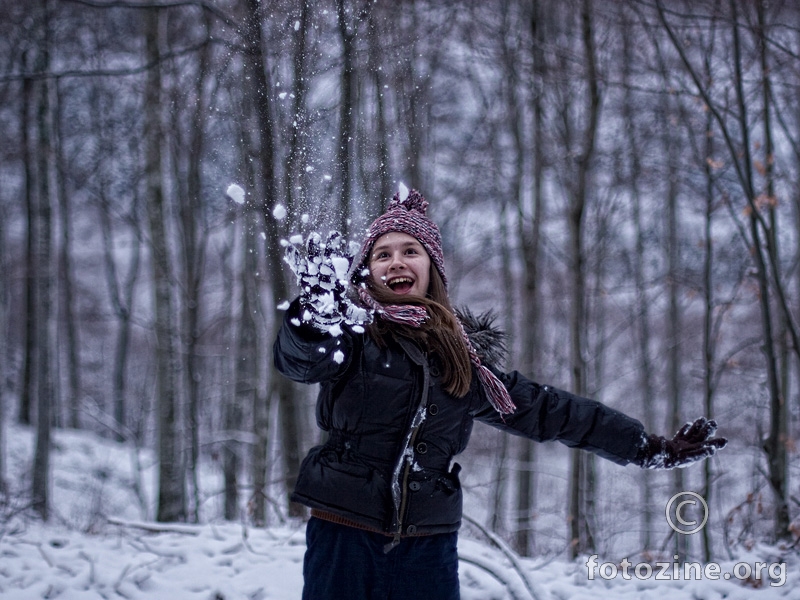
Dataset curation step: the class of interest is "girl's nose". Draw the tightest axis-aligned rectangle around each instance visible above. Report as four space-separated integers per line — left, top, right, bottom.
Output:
388 253 406 270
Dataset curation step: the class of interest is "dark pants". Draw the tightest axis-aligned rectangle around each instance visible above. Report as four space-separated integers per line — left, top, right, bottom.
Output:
301 517 460 600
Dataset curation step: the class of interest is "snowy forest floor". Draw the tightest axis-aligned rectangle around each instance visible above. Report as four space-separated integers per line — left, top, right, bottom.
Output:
0 424 798 600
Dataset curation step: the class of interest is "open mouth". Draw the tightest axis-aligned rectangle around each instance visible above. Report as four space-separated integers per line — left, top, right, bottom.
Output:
387 276 415 294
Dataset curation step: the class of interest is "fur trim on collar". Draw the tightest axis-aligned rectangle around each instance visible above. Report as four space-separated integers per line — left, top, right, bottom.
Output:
455 307 508 368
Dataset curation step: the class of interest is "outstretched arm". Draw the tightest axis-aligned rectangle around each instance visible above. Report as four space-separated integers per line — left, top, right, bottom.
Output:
474 369 727 469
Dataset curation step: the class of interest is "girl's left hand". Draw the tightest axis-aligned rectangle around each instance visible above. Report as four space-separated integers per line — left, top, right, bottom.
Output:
637 417 727 469
283 231 372 334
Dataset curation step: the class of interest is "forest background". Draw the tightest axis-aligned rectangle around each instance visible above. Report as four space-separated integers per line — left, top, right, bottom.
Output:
1 0 799 567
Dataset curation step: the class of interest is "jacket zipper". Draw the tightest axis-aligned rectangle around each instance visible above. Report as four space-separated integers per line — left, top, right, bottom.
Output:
384 424 422 553
384 339 430 553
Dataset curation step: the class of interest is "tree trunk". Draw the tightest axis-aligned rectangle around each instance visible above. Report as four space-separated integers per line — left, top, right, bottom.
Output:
336 0 356 237
752 0 789 540
180 13 211 523
567 0 599 559
54 79 81 430
0 195 6 495
19 62 35 428
144 9 184 523
225 214 259 521
31 2 54 519
665 115 687 557
620 4 656 550
241 0 301 518
98 188 141 442
368 8 392 211
701 94 716 562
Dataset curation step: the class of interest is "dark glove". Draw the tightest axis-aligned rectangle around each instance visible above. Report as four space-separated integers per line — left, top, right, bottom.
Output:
282 230 372 334
636 417 727 469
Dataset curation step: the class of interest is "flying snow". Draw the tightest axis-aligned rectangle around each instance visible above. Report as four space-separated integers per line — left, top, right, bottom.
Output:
226 183 245 204
398 182 409 202
273 204 287 220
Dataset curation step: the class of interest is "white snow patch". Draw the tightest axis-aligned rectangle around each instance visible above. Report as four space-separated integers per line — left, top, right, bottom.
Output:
331 256 350 280
333 350 344 364
225 183 245 204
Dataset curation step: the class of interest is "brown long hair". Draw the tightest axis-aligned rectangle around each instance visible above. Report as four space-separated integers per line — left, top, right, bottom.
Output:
365 265 473 397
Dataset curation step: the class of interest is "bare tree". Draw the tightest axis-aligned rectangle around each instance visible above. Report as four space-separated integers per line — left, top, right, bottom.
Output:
564 0 601 558
172 12 213 522
31 0 54 521
143 8 184 523
240 0 302 518
618 3 658 550
54 78 82 430
19 58 35 428
655 0 793 540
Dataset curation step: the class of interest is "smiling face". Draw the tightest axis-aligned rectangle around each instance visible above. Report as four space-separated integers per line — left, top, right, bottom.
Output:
368 232 431 297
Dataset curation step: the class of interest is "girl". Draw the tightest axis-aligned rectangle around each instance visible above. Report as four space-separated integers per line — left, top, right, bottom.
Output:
274 189 726 600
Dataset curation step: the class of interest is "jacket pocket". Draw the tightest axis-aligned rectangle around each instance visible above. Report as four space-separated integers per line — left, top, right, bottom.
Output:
294 446 390 522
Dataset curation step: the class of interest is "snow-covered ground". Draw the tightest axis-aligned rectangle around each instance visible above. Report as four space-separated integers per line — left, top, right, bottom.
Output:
0 424 797 599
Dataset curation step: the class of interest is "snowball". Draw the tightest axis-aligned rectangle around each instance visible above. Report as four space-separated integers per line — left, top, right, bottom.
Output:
333 350 344 364
290 318 301 326
279 92 288 99
226 183 245 204
289 234 304 244
329 324 342 337
301 213 309 224
260 232 266 240
294 20 300 31
273 204 287 220
277 301 290 310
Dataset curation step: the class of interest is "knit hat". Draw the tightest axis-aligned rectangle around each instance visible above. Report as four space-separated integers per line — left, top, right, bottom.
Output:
357 188 447 288
355 187 516 416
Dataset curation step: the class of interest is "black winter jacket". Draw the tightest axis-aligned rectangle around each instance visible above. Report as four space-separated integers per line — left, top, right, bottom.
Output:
273 299 645 539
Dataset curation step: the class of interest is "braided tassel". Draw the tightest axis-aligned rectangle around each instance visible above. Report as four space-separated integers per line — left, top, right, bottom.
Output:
475 364 516 415
457 320 516 416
